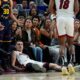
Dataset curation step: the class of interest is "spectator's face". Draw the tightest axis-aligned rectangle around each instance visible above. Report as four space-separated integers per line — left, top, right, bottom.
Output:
25 19 32 29
31 8 37 16
29 1 36 9
33 18 39 27
15 41 24 52
45 19 51 28
11 22 17 31
18 17 25 27
22 1 27 8
13 12 18 18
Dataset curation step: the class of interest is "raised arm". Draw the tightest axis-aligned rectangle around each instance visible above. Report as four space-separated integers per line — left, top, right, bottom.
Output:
74 0 79 16
9 0 19 24
48 0 55 14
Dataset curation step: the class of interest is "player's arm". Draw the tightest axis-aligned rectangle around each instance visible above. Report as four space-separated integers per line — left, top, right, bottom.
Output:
0 0 1 6
12 51 25 71
9 0 19 24
48 0 55 14
74 0 79 16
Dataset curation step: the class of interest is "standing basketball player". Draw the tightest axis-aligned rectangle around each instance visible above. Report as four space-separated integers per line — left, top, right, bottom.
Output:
0 0 20 71
49 0 79 65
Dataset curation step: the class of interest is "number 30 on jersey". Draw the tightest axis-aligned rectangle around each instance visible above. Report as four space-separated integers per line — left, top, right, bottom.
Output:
3 9 9 14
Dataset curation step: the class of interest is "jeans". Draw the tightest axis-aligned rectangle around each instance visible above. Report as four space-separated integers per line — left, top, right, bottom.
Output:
31 46 43 62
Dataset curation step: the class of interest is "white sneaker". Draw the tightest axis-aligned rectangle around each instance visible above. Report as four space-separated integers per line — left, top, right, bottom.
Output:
74 65 80 72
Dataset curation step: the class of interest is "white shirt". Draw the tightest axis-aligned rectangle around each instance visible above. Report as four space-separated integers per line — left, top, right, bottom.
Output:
26 30 31 42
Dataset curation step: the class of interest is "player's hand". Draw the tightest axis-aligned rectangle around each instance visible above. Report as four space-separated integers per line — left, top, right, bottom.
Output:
0 22 5 31
50 14 56 21
18 67 25 71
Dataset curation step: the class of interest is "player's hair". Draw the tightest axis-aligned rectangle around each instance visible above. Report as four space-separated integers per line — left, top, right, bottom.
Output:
15 40 23 45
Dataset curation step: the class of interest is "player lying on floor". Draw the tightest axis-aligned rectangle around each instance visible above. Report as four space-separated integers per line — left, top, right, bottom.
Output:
12 40 78 75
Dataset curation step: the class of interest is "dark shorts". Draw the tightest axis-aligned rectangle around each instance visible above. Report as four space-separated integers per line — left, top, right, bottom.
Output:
0 18 11 51
0 18 11 41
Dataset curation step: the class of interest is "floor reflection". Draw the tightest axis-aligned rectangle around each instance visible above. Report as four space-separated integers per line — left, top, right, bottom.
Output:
0 72 80 80
10 76 78 80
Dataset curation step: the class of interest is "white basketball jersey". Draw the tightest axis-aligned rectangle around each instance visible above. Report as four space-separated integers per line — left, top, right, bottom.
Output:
15 51 30 65
55 0 74 17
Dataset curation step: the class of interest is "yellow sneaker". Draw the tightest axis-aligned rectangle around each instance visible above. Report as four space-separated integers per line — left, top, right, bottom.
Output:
62 66 69 75
68 64 75 75
68 76 75 80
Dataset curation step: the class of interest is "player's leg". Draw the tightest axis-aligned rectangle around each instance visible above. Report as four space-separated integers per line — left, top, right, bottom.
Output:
26 59 62 72
66 17 75 74
26 59 69 75
67 39 75 64
30 60 62 72
26 59 46 72
49 63 61 70
56 16 67 66
49 63 69 75
58 36 67 66
66 17 75 64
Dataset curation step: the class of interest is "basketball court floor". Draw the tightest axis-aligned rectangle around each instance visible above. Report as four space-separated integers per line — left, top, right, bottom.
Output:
0 72 80 80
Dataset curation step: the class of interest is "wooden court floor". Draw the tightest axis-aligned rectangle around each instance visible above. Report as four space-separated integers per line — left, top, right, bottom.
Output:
0 72 80 80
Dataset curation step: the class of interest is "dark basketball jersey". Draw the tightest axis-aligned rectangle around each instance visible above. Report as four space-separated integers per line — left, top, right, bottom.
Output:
0 0 10 17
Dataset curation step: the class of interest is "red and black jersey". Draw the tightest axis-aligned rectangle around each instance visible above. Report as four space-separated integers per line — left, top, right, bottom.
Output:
0 0 10 17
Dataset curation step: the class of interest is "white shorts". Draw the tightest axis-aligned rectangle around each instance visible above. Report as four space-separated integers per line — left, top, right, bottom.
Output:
56 16 74 37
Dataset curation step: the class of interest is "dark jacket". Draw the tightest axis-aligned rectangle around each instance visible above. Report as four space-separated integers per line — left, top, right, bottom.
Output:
22 29 37 48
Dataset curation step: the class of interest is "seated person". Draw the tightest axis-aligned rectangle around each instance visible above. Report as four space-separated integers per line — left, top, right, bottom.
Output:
11 40 62 72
